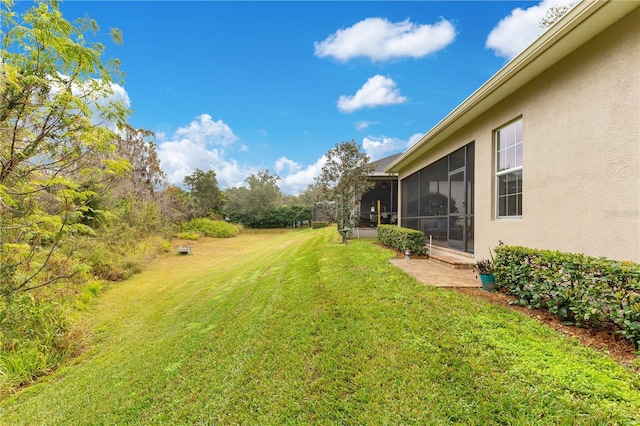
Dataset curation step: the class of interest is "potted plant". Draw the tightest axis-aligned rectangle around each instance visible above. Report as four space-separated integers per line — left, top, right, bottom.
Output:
473 258 496 292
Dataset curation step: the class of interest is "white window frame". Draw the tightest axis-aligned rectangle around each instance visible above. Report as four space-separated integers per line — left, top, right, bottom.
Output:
495 118 523 219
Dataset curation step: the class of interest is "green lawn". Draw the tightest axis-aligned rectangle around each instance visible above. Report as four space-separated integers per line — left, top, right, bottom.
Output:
1 227 639 424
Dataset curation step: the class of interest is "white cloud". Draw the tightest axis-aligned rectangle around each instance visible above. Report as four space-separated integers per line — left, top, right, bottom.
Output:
363 133 423 160
157 114 251 188
315 17 455 62
174 113 238 147
338 75 407 113
275 157 302 174
276 133 424 194
356 121 379 131
407 133 423 146
98 83 132 131
155 114 422 196
157 114 326 195
103 82 131 110
486 0 576 60
277 156 327 195
49 75 131 131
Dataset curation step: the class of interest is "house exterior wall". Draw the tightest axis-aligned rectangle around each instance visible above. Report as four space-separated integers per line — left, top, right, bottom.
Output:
398 7 639 262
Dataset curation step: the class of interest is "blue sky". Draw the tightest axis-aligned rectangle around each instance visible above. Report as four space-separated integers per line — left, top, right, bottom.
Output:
58 0 573 194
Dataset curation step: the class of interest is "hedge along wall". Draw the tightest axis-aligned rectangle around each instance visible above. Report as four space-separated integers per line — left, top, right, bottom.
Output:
493 245 640 348
377 225 428 256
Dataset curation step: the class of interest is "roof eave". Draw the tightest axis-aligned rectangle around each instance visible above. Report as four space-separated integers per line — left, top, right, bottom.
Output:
385 0 638 174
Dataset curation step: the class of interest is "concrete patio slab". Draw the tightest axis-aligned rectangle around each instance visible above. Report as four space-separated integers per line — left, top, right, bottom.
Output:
389 258 481 288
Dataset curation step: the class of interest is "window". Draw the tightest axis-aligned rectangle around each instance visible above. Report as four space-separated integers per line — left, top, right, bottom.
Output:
496 119 522 218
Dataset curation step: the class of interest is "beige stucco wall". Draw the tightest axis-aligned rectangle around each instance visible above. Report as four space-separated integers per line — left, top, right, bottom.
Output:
399 7 639 262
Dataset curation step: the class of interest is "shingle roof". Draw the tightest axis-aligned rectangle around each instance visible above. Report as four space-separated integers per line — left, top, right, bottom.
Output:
369 153 401 175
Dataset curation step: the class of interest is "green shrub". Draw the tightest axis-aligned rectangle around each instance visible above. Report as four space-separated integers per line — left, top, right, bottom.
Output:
494 245 640 348
0 294 71 394
377 225 428 256
161 240 172 252
81 242 124 281
79 234 166 282
122 260 143 275
182 218 240 238
75 280 103 311
311 221 329 229
177 232 200 241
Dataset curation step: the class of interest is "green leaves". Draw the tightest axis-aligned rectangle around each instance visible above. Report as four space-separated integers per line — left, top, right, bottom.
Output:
223 170 283 227
181 218 241 238
315 140 374 234
494 246 640 348
184 168 225 218
377 224 428 256
0 0 130 295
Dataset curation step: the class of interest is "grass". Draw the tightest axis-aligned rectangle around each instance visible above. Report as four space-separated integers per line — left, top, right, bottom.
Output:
1 227 639 424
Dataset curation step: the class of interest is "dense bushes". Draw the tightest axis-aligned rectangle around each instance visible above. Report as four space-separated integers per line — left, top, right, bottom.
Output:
78 231 167 282
1 197 173 395
377 225 428 256
494 246 640 348
176 232 200 241
0 294 73 393
227 205 312 229
181 218 242 238
258 206 312 229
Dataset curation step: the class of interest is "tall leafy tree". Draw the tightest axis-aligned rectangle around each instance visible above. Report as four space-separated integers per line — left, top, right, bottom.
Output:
89 124 170 238
315 140 374 242
183 169 224 218
0 0 130 295
112 124 167 202
540 2 575 28
289 184 321 207
158 184 192 223
224 169 282 227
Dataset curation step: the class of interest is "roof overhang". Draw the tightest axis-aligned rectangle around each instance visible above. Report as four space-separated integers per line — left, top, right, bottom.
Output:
368 172 398 179
385 0 639 174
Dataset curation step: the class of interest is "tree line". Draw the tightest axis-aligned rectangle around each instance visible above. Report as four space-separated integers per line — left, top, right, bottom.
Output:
1 0 373 301
0 1 370 391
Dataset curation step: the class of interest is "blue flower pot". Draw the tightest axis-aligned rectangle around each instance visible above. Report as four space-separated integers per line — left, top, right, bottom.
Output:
479 274 496 292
